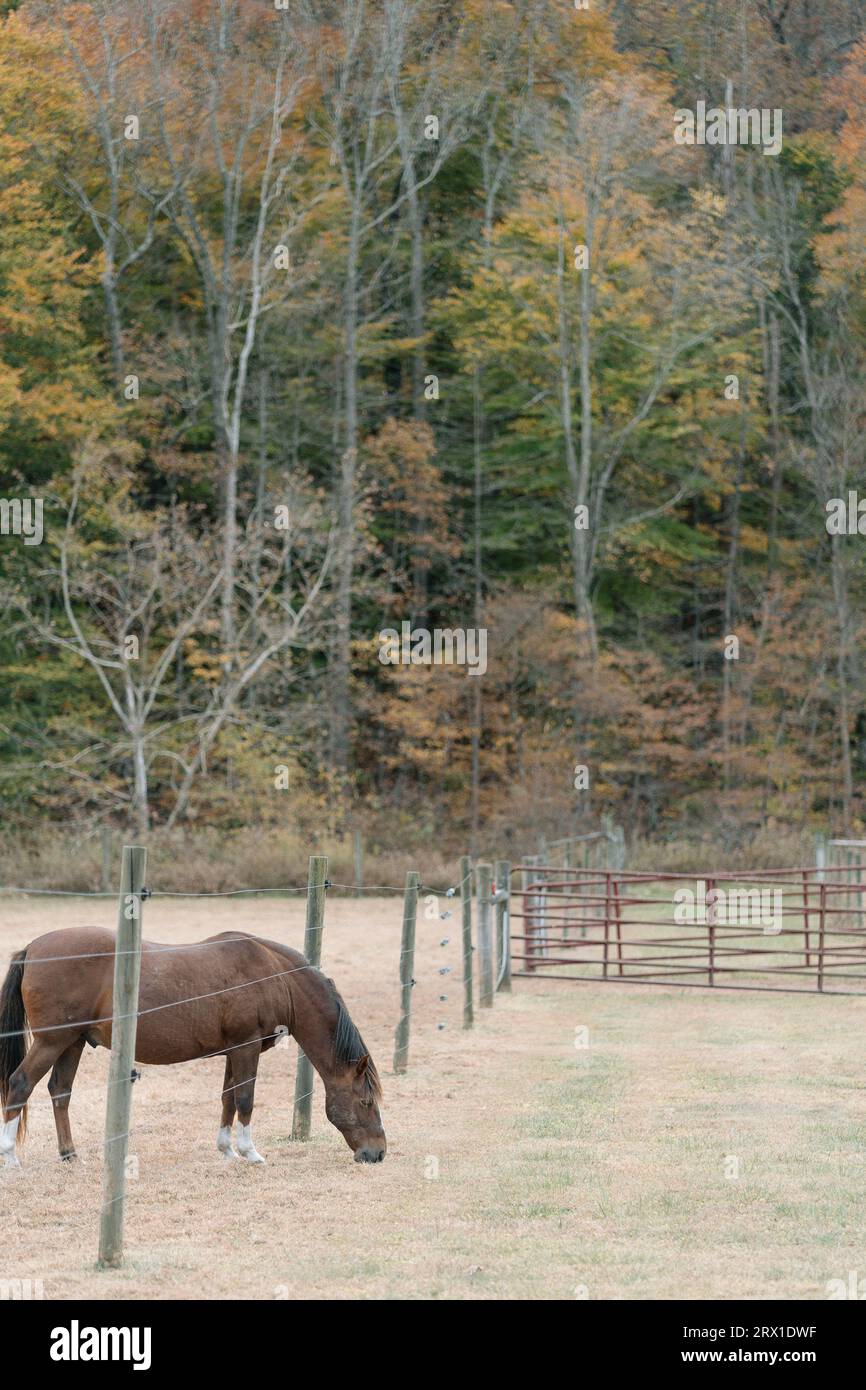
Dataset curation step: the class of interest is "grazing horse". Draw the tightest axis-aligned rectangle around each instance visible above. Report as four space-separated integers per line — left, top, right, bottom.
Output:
0 927 385 1169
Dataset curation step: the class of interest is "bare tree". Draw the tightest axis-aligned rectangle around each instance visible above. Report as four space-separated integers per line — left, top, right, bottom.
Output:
42 1 180 392
15 444 332 833
144 0 313 659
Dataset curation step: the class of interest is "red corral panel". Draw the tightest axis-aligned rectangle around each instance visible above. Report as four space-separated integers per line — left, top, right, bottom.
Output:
509 865 866 995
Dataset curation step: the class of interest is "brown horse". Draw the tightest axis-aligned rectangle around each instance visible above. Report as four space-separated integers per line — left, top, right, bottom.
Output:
0 927 385 1169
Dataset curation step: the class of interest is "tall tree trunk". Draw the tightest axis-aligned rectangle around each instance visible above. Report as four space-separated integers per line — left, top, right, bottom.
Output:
830 530 854 830
765 311 783 580
406 181 430 621
722 452 743 796
331 208 361 779
211 297 237 660
575 205 598 662
130 727 150 835
406 180 426 420
557 219 597 665
101 255 125 391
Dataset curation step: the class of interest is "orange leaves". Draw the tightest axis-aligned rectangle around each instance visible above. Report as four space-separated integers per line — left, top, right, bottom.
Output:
0 25 108 444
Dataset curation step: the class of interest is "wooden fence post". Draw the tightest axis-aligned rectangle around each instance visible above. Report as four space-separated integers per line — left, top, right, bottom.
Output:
459 854 474 1029
393 870 420 1073
495 859 511 993
97 843 146 1269
353 830 363 898
476 863 494 1006
291 855 328 1141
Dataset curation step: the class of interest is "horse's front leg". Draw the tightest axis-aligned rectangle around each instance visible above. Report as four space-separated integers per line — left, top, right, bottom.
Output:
217 1055 238 1159
228 1041 266 1164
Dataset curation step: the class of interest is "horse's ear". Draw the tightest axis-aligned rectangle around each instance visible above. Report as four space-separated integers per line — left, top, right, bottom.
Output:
355 1054 370 1077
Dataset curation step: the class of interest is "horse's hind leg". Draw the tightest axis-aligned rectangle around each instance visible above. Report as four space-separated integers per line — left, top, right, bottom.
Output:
48 1037 85 1161
231 1042 265 1164
217 1055 238 1160
1 1035 70 1169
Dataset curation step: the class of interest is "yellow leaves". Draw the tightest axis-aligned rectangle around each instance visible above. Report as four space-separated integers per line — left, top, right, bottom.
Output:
0 10 85 157
738 524 770 559
18 379 104 442
182 642 224 686
363 418 460 568
0 21 105 439
0 366 22 419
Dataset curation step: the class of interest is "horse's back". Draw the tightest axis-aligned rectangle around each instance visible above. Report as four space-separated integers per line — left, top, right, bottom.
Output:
18 927 298 1064
137 930 277 995
24 925 117 962
135 931 290 1062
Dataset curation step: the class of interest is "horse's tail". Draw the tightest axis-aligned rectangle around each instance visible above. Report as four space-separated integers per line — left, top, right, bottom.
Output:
0 949 29 1141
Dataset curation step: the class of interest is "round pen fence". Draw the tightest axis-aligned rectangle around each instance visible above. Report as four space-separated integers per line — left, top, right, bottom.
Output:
509 865 866 996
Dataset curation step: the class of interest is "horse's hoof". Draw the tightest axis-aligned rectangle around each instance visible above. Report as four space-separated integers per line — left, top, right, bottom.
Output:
2 1153 21 1170
238 1149 266 1164
217 1124 238 1159
60 1150 77 1162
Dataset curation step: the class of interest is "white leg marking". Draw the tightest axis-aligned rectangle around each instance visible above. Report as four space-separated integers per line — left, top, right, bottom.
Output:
217 1124 237 1160
1 1115 21 1169
236 1123 265 1164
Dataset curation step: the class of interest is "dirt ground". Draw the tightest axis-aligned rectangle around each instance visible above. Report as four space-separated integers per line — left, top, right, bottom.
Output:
1 892 865 1300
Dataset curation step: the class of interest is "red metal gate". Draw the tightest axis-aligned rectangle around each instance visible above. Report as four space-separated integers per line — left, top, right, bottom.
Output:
509 865 866 995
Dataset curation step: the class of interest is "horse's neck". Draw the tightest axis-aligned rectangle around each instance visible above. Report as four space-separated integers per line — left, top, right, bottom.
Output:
271 945 336 1084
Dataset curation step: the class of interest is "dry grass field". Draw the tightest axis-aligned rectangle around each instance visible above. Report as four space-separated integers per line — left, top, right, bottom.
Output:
2 891 865 1300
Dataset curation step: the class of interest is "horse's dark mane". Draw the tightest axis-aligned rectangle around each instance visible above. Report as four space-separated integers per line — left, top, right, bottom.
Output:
331 987 382 1101
253 939 382 1101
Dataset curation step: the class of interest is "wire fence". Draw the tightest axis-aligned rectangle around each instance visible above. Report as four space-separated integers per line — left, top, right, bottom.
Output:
0 865 467 1102
0 841 518 1272
0 880 456 899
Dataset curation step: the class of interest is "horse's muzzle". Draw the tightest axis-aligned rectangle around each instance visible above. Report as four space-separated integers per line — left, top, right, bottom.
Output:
354 1146 386 1163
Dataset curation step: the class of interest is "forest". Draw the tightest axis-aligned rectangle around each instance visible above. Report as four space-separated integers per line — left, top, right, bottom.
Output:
1 0 866 877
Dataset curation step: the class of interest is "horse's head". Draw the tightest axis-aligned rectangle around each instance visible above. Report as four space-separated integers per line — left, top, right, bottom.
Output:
325 1053 386 1163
